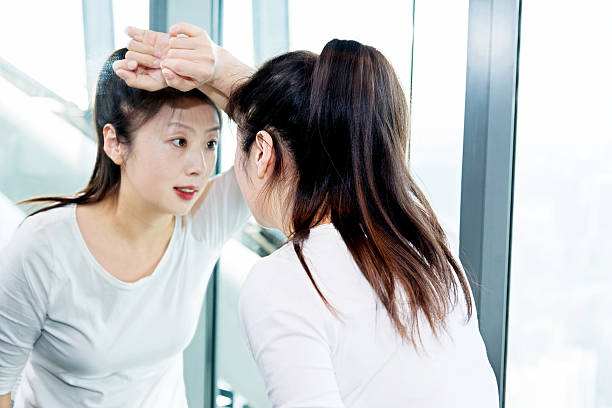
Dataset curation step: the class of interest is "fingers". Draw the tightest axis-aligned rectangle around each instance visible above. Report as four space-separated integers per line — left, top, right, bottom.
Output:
125 26 146 41
162 58 214 83
169 22 204 38
162 68 197 92
112 59 138 73
116 70 165 91
166 48 195 60
113 58 167 91
168 36 201 50
126 50 160 69
127 38 156 55
113 68 136 83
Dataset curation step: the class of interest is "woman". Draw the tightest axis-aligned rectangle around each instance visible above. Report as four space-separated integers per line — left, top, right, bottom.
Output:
0 47 250 407
120 24 500 407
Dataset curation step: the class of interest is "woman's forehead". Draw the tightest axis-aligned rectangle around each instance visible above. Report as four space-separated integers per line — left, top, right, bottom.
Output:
160 103 220 127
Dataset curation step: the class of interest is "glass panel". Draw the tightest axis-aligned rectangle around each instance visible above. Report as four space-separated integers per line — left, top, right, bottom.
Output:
216 241 268 408
288 0 467 253
288 0 413 92
506 1 612 407
0 2 149 239
219 0 255 174
217 2 476 407
410 0 469 254
0 2 145 400
216 3 270 408
1 1 89 109
112 0 150 50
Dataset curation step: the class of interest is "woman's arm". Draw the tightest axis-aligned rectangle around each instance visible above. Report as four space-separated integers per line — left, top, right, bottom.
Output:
195 46 255 112
0 392 11 408
162 22 254 112
116 23 254 114
0 221 53 402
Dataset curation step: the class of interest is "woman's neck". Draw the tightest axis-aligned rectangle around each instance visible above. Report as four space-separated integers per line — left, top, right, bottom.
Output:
96 186 174 247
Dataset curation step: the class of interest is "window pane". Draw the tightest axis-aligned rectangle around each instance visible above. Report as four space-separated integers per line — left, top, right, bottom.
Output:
112 0 150 50
506 1 612 407
0 2 148 245
0 3 145 397
410 0 469 254
1 2 89 109
220 0 255 174
288 0 468 253
216 3 270 408
289 0 413 93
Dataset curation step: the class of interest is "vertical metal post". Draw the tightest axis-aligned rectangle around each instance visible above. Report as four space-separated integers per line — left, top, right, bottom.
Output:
460 0 521 405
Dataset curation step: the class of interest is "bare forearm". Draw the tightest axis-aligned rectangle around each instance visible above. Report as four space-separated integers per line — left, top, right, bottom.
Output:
198 47 255 115
197 83 230 113
0 392 11 408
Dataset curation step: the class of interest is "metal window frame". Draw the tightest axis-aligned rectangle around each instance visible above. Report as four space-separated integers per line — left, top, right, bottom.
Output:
459 0 521 405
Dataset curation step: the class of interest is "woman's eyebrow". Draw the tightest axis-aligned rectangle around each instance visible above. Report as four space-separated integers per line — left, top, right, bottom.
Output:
168 122 220 133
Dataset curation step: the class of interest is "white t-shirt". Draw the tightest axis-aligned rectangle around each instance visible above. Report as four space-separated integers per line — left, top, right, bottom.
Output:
0 168 250 408
238 223 500 408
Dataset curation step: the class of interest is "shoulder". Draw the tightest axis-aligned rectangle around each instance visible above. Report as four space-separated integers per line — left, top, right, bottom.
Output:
10 206 73 249
188 167 250 243
238 244 330 323
240 245 303 296
0 208 73 311
190 168 241 216
2 206 74 280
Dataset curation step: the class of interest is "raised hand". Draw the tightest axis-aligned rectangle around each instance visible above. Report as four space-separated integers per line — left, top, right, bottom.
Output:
116 23 218 93
112 26 170 91
158 22 218 92
112 58 167 92
125 26 170 66
114 22 253 111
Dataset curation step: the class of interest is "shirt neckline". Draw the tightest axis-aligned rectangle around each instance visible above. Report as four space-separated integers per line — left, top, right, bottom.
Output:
70 204 180 290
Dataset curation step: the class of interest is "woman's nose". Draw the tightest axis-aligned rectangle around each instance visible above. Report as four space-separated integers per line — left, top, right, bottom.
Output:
187 146 206 176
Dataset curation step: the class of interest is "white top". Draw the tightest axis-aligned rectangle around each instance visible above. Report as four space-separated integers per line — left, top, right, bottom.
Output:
239 223 500 408
0 168 250 408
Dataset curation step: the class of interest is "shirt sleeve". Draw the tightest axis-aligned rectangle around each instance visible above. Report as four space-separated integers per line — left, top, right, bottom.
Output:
190 167 251 246
0 219 54 395
238 255 345 408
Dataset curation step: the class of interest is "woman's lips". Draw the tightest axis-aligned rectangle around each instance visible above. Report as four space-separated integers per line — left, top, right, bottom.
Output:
174 186 198 200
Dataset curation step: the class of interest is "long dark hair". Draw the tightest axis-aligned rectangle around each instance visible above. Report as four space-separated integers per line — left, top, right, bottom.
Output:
227 40 473 344
22 48 221 216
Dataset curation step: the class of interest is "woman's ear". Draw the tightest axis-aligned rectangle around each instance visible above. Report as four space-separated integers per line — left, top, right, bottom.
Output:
102 124 126 165
254 130 275 180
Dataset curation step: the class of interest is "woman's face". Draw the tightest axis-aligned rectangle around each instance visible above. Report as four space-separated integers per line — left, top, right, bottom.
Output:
234 140 268 226
233 130 288 232
121 99 220 216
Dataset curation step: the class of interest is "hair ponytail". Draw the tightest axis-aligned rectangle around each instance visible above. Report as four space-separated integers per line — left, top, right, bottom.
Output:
228 40 473 345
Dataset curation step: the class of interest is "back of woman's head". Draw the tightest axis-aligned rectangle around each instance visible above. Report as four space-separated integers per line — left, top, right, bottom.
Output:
25 48 220 215
228 40 473 345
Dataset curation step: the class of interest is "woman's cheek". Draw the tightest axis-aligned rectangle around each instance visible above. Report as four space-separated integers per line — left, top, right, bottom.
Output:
206 150 217 177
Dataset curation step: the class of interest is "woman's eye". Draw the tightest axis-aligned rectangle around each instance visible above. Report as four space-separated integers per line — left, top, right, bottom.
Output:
171 138 187 147
207 140 218 149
